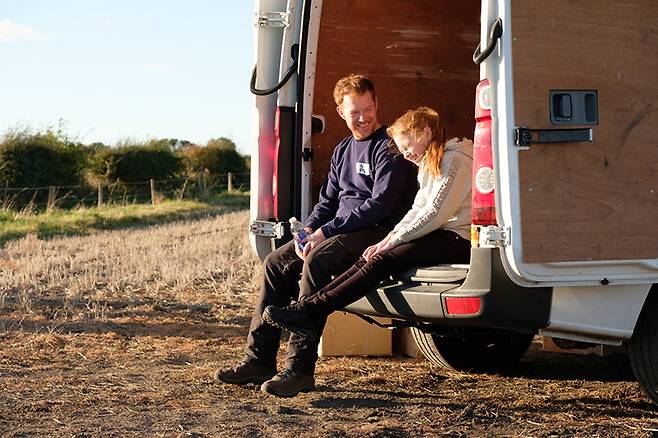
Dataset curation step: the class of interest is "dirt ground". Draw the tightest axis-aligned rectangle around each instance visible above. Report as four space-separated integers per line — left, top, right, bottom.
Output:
1 210 657 437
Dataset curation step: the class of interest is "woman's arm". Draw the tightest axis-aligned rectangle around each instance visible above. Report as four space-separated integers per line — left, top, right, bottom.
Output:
389 152 472 246
388 173 427 235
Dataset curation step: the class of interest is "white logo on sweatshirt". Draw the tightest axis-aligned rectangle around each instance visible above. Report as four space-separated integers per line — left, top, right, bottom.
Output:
356 162 370 176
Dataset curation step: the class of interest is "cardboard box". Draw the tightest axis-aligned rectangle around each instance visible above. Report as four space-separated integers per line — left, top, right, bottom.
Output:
542 336 622 356
318 312 392 357
392 327 420 358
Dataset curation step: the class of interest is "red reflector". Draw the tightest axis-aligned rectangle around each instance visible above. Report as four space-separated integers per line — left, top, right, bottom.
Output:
471 79 496 227
445 297 481 315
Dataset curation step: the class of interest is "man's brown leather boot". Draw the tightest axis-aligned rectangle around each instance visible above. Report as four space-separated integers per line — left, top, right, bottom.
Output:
214 361 276 385
260 369 315 397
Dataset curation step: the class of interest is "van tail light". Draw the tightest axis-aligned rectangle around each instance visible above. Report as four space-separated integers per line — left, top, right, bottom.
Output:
445 296 481 315
471 79 496 226
273 106 281 219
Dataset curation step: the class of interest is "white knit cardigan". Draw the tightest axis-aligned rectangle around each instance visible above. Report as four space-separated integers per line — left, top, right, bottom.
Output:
388 137 473 246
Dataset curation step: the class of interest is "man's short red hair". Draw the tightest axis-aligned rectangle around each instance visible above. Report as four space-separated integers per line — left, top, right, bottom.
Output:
333 74 376 106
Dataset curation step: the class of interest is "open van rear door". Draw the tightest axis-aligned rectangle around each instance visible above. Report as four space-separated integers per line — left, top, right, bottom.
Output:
249 0 303 260
487 0 658 285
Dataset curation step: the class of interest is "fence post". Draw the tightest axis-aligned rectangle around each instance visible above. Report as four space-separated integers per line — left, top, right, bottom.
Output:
47 186 57 211
97 182 103 208
150 179 157 205
228 172 233 193
197 171 207 200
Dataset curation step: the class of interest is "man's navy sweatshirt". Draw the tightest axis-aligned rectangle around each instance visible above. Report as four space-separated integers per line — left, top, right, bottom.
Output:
305 126 418 238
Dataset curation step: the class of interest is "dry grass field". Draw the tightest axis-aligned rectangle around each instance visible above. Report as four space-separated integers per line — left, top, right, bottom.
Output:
1 208 657 437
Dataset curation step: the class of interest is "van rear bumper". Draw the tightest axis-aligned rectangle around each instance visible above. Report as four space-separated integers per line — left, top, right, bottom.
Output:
344 247 552 332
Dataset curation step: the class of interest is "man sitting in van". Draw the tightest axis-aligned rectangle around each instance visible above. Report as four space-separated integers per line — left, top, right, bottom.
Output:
215 74 417 397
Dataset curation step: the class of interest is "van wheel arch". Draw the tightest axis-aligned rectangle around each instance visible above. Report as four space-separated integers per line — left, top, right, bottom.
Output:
628 284 658 404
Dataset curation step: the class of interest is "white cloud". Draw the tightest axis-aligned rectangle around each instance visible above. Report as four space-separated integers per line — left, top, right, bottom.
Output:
0 19 48 44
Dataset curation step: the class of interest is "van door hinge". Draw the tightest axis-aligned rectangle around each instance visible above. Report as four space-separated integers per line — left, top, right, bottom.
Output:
302 148 313 161
515 127 592 147
254 11 290 28
479 225 511 247
249 220 285 238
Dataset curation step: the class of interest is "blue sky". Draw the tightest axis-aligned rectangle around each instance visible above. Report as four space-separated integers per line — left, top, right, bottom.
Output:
0 1 254 153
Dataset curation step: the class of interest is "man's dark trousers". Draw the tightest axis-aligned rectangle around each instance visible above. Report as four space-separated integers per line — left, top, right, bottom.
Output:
244 226 389 374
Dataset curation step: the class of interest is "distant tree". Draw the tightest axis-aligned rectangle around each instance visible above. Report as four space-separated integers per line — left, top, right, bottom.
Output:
88 142 108 152
172 139 192 150
179 137 247 179
206 137 239 151
148 138 192 151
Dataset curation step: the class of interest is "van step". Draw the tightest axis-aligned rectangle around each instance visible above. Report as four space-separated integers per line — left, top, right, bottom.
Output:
346 282 460 321
377 282 458 295
396 264 469 283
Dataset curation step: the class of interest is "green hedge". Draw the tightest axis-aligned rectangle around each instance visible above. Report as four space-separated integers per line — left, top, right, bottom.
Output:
0 130 87 188
89 142 184 183
0 132 248 189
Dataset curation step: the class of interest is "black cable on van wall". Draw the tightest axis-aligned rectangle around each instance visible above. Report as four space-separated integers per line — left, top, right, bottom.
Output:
250 44 299 96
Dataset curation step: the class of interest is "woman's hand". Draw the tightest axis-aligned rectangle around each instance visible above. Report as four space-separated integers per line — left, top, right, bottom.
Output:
363 235 393 261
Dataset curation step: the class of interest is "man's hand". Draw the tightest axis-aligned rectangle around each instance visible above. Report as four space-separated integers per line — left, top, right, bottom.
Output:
363 235 394 261
301 227 326 258
293 227 325 260
293 227 312 260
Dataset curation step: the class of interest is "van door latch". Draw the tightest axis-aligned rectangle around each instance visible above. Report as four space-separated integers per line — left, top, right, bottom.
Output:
254 11 290 28
515 127 592 147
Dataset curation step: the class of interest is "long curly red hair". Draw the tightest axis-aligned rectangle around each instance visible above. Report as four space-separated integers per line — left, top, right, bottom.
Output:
387 107 447 177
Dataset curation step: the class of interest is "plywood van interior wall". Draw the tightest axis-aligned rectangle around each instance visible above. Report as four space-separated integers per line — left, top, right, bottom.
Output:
309 1 481 198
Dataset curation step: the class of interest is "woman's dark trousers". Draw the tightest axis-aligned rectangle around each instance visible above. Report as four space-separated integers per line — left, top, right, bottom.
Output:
305 229 471 317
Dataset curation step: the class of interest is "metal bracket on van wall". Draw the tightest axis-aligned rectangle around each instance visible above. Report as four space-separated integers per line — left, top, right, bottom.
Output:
254 11 290 28
515 127 593 147
480 225 511 248
249 220 285 239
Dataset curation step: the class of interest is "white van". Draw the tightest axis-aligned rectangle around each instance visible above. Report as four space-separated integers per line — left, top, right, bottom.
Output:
248 0 658 404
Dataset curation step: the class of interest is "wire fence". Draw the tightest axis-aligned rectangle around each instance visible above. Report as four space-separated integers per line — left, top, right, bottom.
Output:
0 172 250 212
